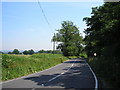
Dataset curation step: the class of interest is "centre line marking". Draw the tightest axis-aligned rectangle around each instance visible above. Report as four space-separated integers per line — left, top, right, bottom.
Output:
48 59 76 82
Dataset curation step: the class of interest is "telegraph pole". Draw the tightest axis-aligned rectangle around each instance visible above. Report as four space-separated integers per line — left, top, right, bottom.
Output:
53 33 55 54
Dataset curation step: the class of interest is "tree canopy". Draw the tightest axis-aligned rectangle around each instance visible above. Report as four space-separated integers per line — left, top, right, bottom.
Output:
12 49 19 54
23 49 35 55
52 21 83 56
83 2 120 87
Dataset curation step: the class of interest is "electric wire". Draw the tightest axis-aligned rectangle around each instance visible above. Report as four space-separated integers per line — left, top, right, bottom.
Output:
37 0 56 52
37 0 53 31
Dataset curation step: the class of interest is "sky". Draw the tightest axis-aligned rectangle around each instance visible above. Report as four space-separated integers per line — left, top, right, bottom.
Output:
2 1 103 51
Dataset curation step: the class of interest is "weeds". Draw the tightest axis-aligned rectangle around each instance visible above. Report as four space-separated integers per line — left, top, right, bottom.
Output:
2 54 68 81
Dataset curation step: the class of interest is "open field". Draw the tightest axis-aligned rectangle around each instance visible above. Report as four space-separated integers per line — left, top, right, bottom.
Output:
2 54 68 81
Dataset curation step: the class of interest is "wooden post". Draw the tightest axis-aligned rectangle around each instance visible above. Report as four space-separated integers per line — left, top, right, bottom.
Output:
53 33 55 54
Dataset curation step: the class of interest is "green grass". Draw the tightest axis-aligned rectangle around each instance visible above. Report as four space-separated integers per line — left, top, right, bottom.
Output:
67 56 78 59
1 53 68 81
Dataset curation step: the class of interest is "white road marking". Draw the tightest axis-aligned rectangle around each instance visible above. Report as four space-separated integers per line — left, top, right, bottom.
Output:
1 58 97 89
48 59 76 82
32 87 35 90
86 61 98 89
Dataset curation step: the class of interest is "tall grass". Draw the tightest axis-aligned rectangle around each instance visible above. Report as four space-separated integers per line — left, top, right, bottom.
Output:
2 54 68 81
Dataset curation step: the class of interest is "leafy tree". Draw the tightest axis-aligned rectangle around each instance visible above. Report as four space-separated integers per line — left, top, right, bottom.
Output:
83 2 120 87
23 49 34 55
28 49 34 55
12 49 19 54
52 21 83 56
38 50 45 53
23 50 28 55
8 52 12 54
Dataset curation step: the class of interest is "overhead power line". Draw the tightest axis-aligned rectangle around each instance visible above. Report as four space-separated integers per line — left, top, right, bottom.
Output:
37 0 56 52
37 0 52 31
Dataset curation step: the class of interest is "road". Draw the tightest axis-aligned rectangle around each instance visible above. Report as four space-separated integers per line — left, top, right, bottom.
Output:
1 58 98 90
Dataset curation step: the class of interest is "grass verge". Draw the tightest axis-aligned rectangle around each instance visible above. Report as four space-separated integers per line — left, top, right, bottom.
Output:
1 53 68 81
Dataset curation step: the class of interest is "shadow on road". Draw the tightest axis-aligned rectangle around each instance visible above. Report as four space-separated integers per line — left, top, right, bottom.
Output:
64 60 85 64
24 59 94 89
63 58 86 64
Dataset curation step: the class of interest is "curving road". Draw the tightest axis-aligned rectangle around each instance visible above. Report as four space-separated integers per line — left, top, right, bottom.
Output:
1 58 98 90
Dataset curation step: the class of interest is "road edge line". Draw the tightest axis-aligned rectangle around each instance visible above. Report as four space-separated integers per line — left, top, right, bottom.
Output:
86 62 98 89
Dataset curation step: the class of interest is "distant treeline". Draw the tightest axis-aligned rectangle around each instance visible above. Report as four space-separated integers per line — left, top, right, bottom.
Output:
1 49 62 55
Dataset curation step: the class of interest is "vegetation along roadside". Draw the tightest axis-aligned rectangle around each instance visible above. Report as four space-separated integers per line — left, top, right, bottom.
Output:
2 53 68 81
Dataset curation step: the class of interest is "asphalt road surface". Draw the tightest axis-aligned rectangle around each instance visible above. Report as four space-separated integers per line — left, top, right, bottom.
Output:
1 58 98 90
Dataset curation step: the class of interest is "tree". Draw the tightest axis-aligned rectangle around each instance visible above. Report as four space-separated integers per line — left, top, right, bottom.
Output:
38 50 45 53
83 2 120 87
23 50 28 55
23 49 34 55
52 21 83 56
28 49 34 55
12 49 19 54
83 2 120 57
8 52 12 54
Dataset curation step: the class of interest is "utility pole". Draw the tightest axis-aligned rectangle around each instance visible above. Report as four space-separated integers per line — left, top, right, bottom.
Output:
53 33 55 54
